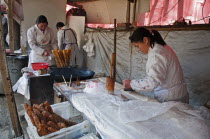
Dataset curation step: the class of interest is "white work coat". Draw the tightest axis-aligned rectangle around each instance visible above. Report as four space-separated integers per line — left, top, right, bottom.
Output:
57 26 83 67
130 44 189 103
27 25 57 67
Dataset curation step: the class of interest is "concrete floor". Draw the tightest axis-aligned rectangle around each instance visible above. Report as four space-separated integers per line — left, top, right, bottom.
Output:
0 93 27 139
0 94 14 139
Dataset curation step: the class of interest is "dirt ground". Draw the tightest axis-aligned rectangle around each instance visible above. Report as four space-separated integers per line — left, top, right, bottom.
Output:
0 94 25 139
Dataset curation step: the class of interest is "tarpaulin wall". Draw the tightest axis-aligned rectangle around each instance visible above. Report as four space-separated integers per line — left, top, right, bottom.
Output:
138 0 210 26
77 0 210 25
21 0 66 48
85 30 210 106
78 0 150 24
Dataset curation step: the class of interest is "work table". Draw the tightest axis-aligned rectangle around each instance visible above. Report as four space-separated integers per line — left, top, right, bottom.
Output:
53 77 210 139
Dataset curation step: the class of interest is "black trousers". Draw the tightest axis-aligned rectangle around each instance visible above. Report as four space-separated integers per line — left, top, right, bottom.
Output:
3 34 9 48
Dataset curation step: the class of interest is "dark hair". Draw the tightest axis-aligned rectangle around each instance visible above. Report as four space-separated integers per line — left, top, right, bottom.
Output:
36 15 48 24
129 27 166 48
56 22 65 29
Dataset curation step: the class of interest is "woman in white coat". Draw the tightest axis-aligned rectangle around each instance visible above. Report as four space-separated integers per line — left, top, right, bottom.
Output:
27 15 58 67
123 27 189 103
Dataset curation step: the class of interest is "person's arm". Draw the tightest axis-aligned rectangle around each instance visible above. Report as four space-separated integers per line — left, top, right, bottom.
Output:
27 28 45 55
130 52 168 92
57 30 63 49
130 77 160 92
49 29 58 50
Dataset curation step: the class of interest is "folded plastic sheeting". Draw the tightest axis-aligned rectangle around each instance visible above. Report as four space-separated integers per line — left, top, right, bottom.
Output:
79 133 99 139
71 93 210 139
119 100 178 123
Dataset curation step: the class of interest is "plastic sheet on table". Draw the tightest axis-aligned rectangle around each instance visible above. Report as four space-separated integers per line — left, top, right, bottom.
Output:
119 100 178 123
71 92 210 139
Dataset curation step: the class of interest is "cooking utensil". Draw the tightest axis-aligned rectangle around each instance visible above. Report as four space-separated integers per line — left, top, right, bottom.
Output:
76 76 80 86
106 19 117 95
69 74 72 87
120 94 129 101
106 53 115 95
124 88 134 91
62 75 68 86
49 67 95 82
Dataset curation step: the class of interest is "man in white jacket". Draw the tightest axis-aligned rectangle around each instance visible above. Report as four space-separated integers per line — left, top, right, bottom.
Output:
56 22 83 67
123 27 189 103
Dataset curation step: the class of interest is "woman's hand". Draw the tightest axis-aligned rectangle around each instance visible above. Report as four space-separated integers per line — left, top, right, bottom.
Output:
43 50 50 56
123 80 131 89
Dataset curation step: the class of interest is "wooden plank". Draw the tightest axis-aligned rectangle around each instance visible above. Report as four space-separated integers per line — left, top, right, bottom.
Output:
132 0 137 23
113 19 117 80
13 19 20 50
0 13 22 137
8 0 15 53
145 26 210 31
126 0 131 23
86 24 210 32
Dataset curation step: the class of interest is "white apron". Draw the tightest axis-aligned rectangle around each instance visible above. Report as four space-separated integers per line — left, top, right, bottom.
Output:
57 26 83 68
28 30 55 68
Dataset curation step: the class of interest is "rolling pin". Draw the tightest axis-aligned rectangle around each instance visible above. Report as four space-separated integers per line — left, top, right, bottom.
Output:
110 53 115 78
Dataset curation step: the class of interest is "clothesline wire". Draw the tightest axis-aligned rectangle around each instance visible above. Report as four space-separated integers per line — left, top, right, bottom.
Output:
147 0 182 26
148 0 209 26
163 15 210 42
192 15 210 23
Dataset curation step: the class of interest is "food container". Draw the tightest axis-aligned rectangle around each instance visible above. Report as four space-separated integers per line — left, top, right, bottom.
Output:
25 102 96 139
31 62 49 71
26 120 94 139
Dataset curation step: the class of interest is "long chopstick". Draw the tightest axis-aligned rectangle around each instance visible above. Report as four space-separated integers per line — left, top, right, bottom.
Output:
69 74 72 87
62 75 68 86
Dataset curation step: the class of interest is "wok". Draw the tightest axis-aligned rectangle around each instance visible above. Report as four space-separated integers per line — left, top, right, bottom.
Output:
49 67 95 82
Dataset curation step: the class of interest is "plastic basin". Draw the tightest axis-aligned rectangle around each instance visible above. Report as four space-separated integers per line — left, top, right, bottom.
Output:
31 62 49 71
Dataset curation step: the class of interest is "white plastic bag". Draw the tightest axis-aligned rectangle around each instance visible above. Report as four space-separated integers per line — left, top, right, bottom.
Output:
12 73 30 99
83 38 95 57
83 81 106 94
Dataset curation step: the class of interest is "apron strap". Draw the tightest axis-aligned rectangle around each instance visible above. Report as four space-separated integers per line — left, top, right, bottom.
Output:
62 28 78 48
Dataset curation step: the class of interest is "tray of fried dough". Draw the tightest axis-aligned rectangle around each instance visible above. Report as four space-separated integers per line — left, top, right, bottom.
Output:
24 101 96 139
